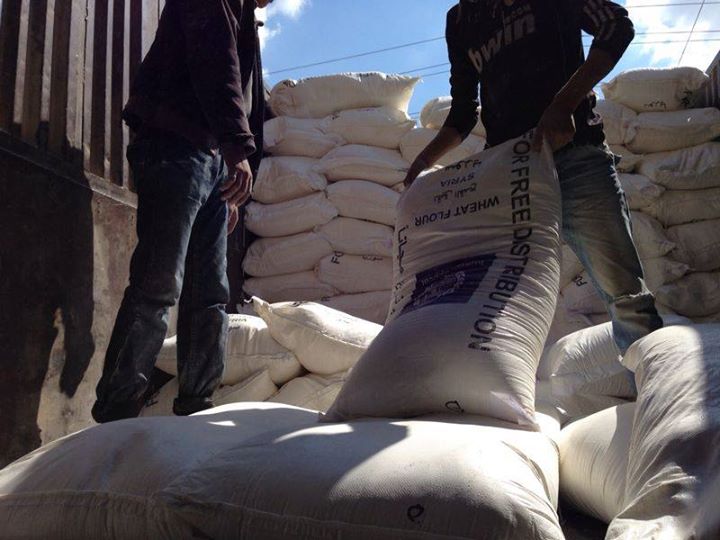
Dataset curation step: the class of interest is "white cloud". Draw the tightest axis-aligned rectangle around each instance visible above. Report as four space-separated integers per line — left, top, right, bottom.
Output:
257 0 309 50
266 0 309 19
625 1 720 69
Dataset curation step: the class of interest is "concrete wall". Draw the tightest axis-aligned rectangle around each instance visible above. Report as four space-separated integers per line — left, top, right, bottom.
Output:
0 147 137 467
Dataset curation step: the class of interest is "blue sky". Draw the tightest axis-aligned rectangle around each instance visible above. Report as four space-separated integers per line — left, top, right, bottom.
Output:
259 0 720 119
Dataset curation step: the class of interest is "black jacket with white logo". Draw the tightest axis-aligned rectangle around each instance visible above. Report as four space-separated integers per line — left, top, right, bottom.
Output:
443 0 635 147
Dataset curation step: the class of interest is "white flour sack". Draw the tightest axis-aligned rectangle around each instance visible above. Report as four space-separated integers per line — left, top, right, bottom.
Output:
316 217 394 257
618 173 665 210
626 108 720 154
155 315 302 386
646 187 720 227
316 253 393 294
269 372 348 412
548 315 689 421
559 403 635 524
318 291 391 325
253 298 382 375
269 72 420 118
561 271 607 315
595 100 637 145
667 218 720 272
400 128 486 167
155 407 564 540
609 145 642 173
560 244 584 289
316 144 409 185
142 370 279 418
243 272 338 303
263 116 344 158
252 157 327 204
326 180 399 226
656 272 720 317
420 95 486 137
608 325 720 540
324 133 563 426
601 66 709 113
629 211 675 259
242 232 333 277
320 106 415 149
641 256 690 291
638 142 720 190
244 192 338 238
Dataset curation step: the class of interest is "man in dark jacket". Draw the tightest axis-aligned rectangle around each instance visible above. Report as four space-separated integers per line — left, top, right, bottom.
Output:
92 0 272 423
404 0 662 353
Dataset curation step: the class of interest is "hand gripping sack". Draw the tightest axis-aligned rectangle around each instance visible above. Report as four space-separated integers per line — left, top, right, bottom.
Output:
324 133 562 426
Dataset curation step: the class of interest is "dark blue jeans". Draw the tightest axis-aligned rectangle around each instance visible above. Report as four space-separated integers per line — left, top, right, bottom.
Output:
93 132 229 421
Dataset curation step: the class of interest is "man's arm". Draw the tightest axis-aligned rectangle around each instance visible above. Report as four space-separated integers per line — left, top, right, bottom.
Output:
532 0 635 151
180 0 254 211
404 7 480 186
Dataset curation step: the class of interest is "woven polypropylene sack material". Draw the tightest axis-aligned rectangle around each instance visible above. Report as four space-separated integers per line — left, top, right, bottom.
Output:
324 133 562 426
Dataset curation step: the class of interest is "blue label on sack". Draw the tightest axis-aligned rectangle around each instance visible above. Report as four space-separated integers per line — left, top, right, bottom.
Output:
400 254 496 316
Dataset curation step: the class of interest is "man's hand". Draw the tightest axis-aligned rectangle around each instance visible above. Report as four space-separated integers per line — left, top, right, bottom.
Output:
220 144 253 207
532 100 577 152
403 157 429 188
227 204 240 235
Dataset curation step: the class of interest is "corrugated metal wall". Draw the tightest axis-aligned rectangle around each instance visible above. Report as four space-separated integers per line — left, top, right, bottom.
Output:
0 0 164 189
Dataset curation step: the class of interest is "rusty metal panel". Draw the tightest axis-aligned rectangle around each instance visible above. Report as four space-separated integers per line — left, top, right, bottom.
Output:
1 0 161 185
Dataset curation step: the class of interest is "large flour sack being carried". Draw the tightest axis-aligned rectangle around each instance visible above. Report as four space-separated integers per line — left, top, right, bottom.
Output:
324 133 562 426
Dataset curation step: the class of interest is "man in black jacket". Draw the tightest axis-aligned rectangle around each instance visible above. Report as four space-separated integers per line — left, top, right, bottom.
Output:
405 0 662 353
92 0 272 423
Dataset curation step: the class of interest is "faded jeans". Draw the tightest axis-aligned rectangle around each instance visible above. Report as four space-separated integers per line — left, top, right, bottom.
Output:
93 131 229 421
555 142 663 353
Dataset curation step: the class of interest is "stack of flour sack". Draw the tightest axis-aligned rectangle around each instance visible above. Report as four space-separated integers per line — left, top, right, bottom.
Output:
241 72 422 325
544 66 720 353
536 67 720 539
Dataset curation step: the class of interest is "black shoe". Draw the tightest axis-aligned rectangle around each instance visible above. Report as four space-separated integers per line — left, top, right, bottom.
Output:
91 399 144 424
173 397 215 416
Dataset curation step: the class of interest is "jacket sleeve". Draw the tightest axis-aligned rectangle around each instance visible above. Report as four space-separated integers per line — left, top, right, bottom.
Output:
575 0 635 61
180 0 256 156
442 7 480 141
